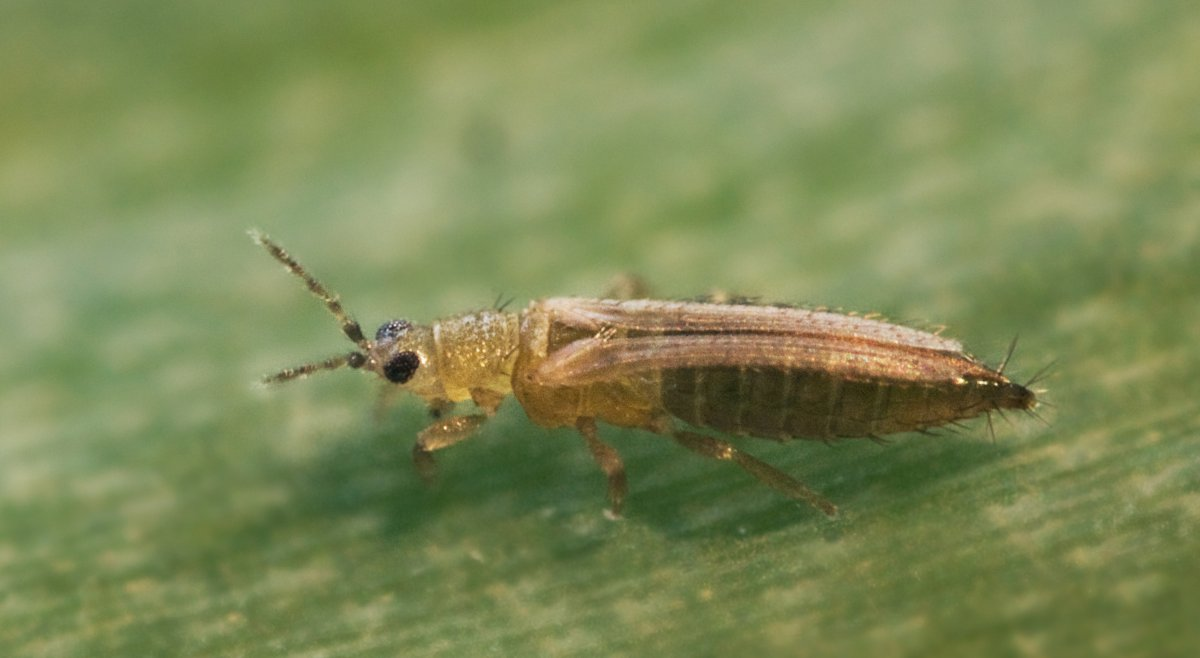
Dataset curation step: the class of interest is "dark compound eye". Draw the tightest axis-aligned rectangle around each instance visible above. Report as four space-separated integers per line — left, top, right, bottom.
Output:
375 319 412 341
382 351 420 384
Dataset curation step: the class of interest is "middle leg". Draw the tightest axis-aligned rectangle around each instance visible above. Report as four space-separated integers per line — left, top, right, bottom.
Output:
576 417 628 518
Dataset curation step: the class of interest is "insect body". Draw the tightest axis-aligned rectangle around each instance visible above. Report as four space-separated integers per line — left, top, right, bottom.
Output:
252 232 1038 517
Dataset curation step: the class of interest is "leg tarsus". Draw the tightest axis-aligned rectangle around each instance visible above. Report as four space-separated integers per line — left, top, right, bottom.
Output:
577 418 628 518
672 431 837 517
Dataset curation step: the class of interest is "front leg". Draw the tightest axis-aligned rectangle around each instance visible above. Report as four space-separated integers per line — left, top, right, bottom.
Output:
413 414 489 483
413 388 504 482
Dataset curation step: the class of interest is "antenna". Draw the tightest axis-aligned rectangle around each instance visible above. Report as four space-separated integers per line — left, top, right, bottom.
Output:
250 230 369 384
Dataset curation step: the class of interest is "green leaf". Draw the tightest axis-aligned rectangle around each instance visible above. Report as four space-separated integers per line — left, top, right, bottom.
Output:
2 1 1196 656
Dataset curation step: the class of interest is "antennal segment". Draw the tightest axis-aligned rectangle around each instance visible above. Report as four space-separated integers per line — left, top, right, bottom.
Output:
262 351 367 384
250 230 367 347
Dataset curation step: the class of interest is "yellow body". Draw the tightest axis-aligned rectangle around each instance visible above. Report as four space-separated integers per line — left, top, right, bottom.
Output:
254 232 1040 517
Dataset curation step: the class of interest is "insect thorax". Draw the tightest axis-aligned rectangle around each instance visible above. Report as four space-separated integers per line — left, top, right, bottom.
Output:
431 310 522 402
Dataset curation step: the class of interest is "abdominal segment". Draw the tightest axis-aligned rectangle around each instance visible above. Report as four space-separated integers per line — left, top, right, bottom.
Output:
660 366 985 440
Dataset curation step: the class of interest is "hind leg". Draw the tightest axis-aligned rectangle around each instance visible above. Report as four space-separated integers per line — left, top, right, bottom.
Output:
671 431 837 517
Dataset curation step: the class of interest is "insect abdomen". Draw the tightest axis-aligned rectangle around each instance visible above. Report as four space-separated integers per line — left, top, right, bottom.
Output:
660 366 1014 440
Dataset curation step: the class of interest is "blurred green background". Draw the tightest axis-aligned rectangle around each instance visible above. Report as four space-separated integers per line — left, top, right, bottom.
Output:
2 1 1197 656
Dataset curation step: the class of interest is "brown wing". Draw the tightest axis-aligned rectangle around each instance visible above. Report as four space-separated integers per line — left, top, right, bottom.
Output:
533 333 980 387
539 298 962 352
